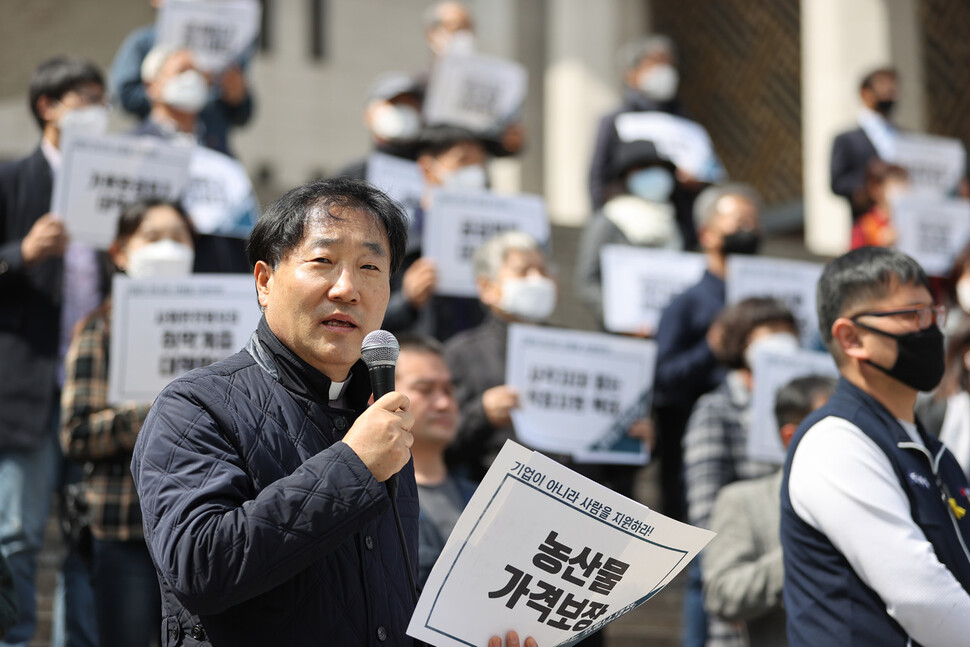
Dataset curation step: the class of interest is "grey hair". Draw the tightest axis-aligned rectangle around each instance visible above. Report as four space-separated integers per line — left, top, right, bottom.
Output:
422 1 471 30
472 231 541 280
617 35 677 73
693 182 762 230
141 44 182 83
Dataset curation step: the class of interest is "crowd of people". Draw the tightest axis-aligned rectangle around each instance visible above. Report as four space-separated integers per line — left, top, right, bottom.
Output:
2 2 970 647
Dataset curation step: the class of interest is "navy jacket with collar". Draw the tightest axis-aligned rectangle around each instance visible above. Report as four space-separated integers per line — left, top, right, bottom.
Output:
132 318 420 646
781 378 970 647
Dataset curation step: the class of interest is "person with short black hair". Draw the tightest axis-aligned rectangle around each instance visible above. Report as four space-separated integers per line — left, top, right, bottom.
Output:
782 246 970 646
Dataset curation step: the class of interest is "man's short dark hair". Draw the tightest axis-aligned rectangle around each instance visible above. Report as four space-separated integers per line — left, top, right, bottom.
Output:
775 375 837 428
246 177 408 274
816 247 930 350
715 297 798 369
860 67 897 92
397 333 444 357
28 56 105 129
416 125 486 158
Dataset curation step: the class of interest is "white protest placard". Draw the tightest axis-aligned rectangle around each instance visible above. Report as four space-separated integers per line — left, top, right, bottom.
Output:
892 194 970 277
894 133 966 195
108 275 261 404
156 0 262 73
408 441 714 647
365 152 423 222
614 112 722 181
726 256 824 348
600 246 706 335
184 145 259 238
424 53 527 133
423 189 550 297
747 349 838 464
506 325 655 465
52 134 193 248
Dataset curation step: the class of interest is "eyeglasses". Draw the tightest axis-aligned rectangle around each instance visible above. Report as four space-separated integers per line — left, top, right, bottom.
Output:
851 304 947 329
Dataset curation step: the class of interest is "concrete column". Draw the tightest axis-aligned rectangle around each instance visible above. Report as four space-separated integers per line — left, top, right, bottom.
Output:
802 0 924 256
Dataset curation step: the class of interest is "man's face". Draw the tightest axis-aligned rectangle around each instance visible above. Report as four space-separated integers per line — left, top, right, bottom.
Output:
256 206 392 381
426 2 474 55
702 195 761 252
148 50 203 102
419 140 487 186
628 51 675 89
41 82 106 129
480 248 552 309
845 281 934 371
862 74 898 111
395 349 459 448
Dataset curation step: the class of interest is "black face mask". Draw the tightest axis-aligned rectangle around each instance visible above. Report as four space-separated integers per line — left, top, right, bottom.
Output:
855 321 945 392
875 98 896 117
721 229 761 256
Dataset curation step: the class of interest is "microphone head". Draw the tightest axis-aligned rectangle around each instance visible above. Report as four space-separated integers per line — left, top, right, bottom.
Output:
361 330 400 368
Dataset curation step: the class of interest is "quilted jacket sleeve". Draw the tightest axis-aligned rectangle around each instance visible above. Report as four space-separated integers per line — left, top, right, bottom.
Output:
132 377 390 616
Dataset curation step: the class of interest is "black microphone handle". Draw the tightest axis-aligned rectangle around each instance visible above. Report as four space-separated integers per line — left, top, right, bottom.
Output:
367 364 399 497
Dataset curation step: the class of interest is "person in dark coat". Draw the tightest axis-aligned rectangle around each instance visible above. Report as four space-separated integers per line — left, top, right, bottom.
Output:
131 178 535 647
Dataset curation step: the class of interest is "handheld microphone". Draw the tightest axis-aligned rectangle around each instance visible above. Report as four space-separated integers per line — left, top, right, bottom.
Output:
360 330 401 497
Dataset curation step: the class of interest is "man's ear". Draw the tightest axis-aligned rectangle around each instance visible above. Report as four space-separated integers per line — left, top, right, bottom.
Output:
417 154 436 184
36 95 59 127
254 260 273 309
477 275 500 308
832 317 867 360
779 422 798 450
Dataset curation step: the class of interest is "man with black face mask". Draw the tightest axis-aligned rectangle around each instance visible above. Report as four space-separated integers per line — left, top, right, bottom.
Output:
830 67 899 220
781 247 970 647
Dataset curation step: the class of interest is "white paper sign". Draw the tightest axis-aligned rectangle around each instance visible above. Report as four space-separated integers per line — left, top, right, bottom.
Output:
600 246 706 335
894 133 966 195
184 145 259 238
424 53 527 133
746 349 838 464
893 194 970 276
108 275 261 404
614 112 721 181
408 441 714 647
156 0 262 73
423 189 550 297
365 152 424 222
726 256 824 348
52 134 193 248
506 325 655 465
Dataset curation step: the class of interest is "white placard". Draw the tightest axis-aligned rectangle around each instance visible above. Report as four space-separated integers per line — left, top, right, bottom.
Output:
52 134 193 248
184 145 259 238
747 349 838 464
408 441 714 647
156 0 262 73
506 325 655 465
365 152 423 222
894 133 966 195
108 275 262 404
893 194 970 277
423 189 550 297
600 246 706 335
424 53 527 133
726 256 824 348
614 112 721 181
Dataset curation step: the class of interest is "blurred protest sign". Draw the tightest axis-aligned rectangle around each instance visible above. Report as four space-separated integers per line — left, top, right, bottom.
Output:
893 194 970 277
366 152 424 222
424 53 527 133
424 189 549 297
894 133 966 195
746 348 837 464
408 441 714 647
506 324 655 465
614 112 722 182
52 134 192 248
157 0 262 73
108 275 261 404
184 145 259 238
726 256 824 348
600 246 706 334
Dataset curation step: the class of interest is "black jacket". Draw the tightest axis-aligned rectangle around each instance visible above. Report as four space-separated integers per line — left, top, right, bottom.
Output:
829 127 878 219
132 318 420 646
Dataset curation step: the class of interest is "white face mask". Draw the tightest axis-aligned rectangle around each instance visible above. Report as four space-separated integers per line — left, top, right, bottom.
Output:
638 63 679 102
443 164 487 190
957 278 970 314
744 332 799 370
59 105 109 138
498 275 557 322
626 167 675 203
126 239 194 278
162 70 209 114
370 104 421 142
431 29 476 56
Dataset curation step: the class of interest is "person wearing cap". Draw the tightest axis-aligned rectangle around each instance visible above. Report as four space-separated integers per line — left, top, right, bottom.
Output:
336 72 425 182
575 139 682 328
588 34 725 249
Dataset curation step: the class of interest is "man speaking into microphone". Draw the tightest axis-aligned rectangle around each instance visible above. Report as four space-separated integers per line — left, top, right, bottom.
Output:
132 178 534 647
